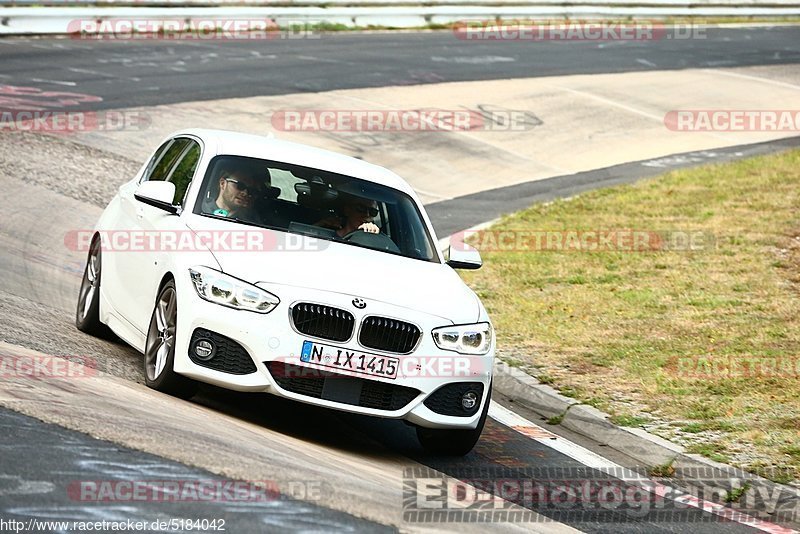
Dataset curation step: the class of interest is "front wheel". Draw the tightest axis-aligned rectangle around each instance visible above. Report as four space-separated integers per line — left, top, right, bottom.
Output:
416 384 492 456
144 280 197 399
75 237 111 337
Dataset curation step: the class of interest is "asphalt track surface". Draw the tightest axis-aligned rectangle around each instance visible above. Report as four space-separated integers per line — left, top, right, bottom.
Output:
0 408 391 532
0 26 797 110
1 28 799 533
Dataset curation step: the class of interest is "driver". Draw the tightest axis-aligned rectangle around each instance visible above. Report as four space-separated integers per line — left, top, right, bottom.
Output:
316 196 380 238
202 161 267 220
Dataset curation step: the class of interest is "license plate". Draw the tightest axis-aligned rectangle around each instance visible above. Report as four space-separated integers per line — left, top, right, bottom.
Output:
300 340 398 379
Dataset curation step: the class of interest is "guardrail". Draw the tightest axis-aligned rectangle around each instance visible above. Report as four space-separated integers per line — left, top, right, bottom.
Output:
3 0 800 5
1 2 799 35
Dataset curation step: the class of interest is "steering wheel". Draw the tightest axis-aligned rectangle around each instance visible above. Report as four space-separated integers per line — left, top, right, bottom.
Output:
343 230 401 253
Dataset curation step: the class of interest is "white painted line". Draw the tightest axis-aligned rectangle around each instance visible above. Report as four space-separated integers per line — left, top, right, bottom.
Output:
596 41 629 49
415 187 454 202
295 54 345 64
488 401 799 534
549 81 749 145
29 78 77 87
430 55 516 65
636 58 657 68
704 68 800 91
546 85 665 123
68 67 117 78
490 402 624 471
437 217 502 251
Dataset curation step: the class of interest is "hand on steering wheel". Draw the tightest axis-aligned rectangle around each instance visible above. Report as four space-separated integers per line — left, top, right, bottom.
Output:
343 223 379 240
357 222 379 234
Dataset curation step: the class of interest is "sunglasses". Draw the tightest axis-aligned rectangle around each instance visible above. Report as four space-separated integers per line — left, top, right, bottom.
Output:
353 204 379 217
224 178 261 195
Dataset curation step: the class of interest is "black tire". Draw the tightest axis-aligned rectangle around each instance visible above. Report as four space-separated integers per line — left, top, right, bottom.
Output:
416 383 492 456
144 280 197 399
75 237 112 337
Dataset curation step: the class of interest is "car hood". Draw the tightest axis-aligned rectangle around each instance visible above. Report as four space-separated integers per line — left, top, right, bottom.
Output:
186 221 480 323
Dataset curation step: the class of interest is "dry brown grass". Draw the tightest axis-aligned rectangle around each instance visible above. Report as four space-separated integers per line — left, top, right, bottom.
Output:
462 149 800 482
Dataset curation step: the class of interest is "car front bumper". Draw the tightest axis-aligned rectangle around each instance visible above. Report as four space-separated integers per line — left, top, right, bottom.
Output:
172 274 494 429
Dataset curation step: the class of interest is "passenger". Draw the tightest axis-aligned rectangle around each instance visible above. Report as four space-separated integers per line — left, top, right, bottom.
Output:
316 196 380 238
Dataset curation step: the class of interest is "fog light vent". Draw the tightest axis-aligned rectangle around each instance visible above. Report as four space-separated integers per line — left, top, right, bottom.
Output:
424 382 485 417
188 328 256 375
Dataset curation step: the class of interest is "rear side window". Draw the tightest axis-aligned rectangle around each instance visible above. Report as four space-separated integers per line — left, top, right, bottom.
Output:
140 141 170 182
168 142 201 205
145 138 191 182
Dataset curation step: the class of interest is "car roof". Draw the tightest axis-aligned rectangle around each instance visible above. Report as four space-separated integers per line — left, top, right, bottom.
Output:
176 128 416 196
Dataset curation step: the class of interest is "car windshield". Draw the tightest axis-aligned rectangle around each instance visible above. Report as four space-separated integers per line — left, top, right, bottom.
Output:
193 155 438 262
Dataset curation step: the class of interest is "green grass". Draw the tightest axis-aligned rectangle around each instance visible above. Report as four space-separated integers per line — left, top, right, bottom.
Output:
649 460 676 478
461 149 800 482
547 413 565 425
725 482 751 503
687 442 730 464
610 415 649 428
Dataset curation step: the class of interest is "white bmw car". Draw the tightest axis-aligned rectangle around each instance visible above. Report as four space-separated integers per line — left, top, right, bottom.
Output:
76 129 494 455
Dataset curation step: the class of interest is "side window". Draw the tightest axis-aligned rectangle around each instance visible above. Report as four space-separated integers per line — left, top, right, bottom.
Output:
146 138 191 182
140 141 171 182
168 141 201 205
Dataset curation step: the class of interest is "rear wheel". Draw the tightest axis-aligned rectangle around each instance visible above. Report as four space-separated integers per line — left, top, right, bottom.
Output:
75 238 111 337
144 280 197 399
416 383 492 456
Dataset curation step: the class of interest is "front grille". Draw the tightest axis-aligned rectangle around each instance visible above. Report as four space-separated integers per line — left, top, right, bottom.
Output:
188 328 256 375
424 382 485 417
291 303 354 342
359 316 421 354
266 362 418 411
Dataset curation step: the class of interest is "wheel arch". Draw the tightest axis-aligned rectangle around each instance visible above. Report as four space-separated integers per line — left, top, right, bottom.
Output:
156 272 176 301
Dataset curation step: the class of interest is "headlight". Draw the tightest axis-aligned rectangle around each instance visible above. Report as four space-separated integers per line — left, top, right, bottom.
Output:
189 266 279 314
432 322 492 355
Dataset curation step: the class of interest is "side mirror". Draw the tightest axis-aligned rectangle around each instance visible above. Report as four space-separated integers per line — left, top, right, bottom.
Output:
445 242 482 270
134 181 179 214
